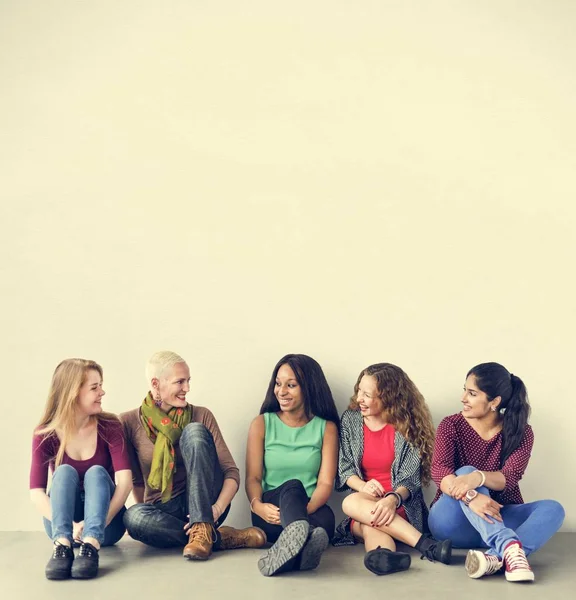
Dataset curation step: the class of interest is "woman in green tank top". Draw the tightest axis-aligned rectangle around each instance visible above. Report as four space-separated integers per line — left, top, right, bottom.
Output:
246 354 339 577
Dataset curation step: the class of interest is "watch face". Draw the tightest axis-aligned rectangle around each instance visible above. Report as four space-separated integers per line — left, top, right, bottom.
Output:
466 490 478 501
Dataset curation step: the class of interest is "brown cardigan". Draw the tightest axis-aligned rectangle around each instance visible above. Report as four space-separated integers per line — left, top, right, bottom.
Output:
120 405 240 504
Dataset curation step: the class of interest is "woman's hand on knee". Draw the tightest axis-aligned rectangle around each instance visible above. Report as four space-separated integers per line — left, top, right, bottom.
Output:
253 501 280 525
360 479 384 498
449 473 478 500
468 493 503 524
370 496 397 527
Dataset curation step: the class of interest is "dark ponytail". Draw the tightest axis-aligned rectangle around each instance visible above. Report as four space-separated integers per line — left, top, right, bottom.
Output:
467 363 531 467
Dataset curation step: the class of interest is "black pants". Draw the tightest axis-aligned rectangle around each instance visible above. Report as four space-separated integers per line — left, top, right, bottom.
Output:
251 479 335 545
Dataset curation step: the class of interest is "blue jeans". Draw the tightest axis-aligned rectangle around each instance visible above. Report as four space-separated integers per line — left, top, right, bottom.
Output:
124 423 229 548
428 466 565 558
43 464 126 546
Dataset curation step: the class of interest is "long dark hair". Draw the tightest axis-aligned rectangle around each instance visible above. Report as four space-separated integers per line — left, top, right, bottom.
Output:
260 354 339 427
467 362 530 466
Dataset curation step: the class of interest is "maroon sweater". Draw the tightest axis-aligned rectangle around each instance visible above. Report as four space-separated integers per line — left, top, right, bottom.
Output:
30 419 131 489
431 412 534 506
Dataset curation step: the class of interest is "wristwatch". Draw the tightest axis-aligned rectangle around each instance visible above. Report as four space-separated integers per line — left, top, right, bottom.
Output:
463 489 478 506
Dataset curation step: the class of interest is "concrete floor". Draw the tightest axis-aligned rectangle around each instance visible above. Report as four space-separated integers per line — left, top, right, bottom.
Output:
1 532 574 598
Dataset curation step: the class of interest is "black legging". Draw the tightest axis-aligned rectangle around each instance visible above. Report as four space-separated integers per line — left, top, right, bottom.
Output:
251 479 335 545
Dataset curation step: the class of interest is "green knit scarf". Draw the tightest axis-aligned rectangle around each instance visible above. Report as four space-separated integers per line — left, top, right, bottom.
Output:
140 393 192 502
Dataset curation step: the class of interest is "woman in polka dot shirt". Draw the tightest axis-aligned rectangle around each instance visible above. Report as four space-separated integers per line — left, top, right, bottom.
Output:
428 362 565 583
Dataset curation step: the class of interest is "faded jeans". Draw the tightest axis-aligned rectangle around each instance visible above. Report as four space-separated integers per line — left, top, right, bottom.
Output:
124 423 229 548
43 464 126 546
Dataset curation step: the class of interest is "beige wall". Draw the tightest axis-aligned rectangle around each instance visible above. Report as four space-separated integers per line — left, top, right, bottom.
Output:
1 1 574 531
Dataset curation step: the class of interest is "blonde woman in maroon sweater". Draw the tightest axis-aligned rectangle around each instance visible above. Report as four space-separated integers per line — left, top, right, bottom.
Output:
30 359 132 580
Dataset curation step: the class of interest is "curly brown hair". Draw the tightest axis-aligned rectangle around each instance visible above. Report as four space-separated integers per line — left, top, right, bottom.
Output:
349 363 435 485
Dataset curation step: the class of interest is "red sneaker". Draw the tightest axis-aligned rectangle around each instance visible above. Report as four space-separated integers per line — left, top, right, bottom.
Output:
503 541 534 582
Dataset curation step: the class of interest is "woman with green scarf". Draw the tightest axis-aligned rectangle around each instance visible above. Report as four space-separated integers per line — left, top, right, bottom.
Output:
121 351 266 560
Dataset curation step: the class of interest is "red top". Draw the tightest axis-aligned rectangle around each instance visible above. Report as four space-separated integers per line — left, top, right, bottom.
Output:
362 423 407 520
30 419 131 489
431 412 534 506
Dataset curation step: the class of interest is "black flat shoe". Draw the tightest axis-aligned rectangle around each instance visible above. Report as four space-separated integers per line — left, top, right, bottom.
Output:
71 542 99 579
364 546 411 576
45 542 74 580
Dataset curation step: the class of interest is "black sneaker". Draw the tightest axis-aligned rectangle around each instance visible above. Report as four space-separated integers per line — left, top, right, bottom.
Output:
364 547 411 576
45 542 74 580
71 542 99 579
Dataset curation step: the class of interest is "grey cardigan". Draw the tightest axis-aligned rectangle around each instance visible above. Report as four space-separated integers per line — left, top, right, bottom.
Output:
334 409 428 543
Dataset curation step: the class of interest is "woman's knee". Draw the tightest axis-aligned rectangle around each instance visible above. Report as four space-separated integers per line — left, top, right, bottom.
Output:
123 503 151 531
53 464 80 481
455 465 477 476
51 465 80 491
279 479 307 495
83 465 110 481
540 499 565 527
342 492 361 516
182 422 210 438
181 423 212 445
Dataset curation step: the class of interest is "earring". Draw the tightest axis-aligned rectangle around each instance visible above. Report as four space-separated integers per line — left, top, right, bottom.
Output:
491 406 497 412
154 392 162 407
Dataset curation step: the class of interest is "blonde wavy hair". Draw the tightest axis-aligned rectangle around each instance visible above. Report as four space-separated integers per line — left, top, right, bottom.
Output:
36 358 118 467
349 363 435 485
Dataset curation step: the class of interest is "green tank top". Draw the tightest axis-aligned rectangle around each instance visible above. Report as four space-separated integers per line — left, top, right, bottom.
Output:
262 412 327 498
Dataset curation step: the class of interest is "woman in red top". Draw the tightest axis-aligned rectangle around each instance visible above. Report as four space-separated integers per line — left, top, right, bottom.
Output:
30 359 132 580
335 363 452 575
429 362 565 583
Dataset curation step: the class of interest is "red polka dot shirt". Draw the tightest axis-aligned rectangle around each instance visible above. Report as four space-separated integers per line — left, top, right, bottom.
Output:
431 413 534 506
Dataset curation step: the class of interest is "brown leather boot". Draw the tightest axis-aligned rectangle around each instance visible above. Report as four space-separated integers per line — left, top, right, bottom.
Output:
183 523 216 560
217 526 267 550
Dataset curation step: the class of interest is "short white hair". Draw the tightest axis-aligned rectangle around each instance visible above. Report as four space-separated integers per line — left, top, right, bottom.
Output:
146 351 186 384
